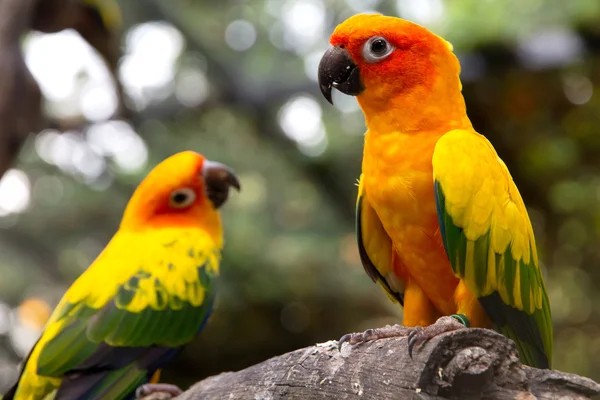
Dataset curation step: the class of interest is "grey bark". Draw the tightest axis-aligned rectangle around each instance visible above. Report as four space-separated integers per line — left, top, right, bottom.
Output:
165 328 599 400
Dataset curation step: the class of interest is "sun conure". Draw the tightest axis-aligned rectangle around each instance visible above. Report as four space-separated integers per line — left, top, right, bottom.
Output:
3 151 240 399
318 13 553 368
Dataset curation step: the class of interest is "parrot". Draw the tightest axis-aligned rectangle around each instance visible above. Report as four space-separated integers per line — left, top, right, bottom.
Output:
318 14 553 369
3 151 240 399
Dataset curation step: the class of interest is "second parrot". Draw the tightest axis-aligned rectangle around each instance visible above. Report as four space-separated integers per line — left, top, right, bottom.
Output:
4 151 240 399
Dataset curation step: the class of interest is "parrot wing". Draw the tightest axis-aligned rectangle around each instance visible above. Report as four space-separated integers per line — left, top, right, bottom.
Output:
10 228 219 400
356 175 404 305
432 129 553 369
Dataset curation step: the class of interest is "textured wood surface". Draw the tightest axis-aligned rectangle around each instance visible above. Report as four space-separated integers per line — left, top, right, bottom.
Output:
157 328 600 400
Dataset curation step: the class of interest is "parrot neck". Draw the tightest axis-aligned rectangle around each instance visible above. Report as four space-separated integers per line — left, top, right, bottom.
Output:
358 77 472 134
119 202 224 246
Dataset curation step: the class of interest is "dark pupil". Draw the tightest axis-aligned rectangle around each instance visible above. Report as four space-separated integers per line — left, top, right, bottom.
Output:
172 192 188 204
371 39 387 54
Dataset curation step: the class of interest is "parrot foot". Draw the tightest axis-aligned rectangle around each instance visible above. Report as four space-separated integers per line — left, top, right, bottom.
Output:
407 315 468 359
338 324 412 348
135 383 183 400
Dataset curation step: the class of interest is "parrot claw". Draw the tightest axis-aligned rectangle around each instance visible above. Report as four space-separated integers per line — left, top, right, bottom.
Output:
338 324 411 349
407 327 424 359
135 383 183 400
338 316 467 357
407 316 467 359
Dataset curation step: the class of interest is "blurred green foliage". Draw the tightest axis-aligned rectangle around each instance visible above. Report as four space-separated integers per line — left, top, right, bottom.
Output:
1 0 600 392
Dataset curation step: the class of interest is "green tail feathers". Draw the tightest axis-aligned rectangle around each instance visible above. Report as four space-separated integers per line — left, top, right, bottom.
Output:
479 292 551 369
55 363 147 400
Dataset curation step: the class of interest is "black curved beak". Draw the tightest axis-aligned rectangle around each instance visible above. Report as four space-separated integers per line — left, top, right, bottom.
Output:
318 46 364 104
203 160 241 209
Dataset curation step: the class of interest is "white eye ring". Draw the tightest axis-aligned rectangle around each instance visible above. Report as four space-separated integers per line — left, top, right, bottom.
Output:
169 188 196 209
363 36 394 63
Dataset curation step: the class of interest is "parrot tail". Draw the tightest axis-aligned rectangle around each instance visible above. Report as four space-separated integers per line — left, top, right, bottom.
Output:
55 364 149 400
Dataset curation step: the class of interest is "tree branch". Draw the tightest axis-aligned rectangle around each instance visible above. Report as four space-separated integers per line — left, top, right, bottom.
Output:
158 329 599 400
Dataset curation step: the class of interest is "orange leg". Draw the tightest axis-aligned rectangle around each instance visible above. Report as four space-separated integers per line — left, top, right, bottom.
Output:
402 280 492 358
338 280 483 360
402 278 442 327
400 281 491 356
454 280 492 328
338 277 443 346
149 369 161 384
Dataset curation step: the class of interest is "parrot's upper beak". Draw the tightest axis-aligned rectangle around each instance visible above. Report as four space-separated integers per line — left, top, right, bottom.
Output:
318 46 364 104
203 160 241 209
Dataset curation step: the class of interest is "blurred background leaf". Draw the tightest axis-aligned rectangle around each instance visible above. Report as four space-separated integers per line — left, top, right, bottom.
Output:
0 0 599 391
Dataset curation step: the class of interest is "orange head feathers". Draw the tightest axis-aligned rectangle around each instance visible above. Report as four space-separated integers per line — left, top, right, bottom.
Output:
319 14 470 132
120 151 240 230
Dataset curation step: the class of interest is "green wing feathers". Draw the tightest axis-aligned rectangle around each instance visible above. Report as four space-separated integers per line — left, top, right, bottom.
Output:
432 130 553 368
9 229 220 400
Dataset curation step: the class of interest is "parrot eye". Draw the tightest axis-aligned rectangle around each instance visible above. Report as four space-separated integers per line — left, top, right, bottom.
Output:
363 36 394 63
169 188 196 209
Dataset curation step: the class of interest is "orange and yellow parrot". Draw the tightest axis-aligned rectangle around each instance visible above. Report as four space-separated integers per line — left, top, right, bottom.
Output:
318 14 553 368
4 151 240 399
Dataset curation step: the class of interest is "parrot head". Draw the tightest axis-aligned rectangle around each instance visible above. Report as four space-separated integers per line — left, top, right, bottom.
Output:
121 151 240 229
318 14 463 127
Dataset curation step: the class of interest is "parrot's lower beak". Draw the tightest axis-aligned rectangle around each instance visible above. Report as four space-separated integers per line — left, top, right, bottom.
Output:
318 46 364 104
203 160 241 209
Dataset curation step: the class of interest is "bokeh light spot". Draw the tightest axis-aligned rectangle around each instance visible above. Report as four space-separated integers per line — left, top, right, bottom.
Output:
175 69 210 107
396 0 444 26
563 74 593 105
86 121 148 174
0 170 31 216
120 22 185 107
225 19 257 51
281 0 325 53
81 83 118 121
279 95 327 156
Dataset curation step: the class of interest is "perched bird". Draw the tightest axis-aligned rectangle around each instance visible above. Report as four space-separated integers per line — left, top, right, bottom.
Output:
4 151 240 399
318 14 553 368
